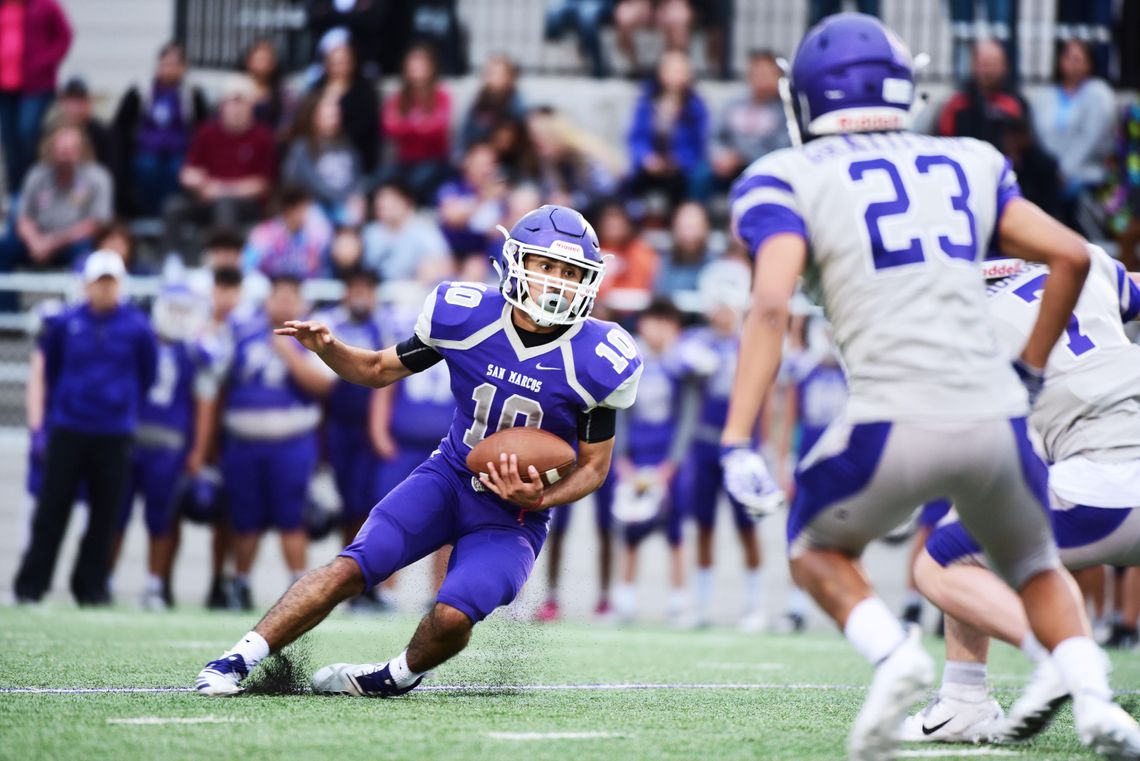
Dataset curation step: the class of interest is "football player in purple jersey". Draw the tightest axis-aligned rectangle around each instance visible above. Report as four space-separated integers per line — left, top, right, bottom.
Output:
110 283 214 610
197 205 642 697
610 297 697 625
215 274 337 609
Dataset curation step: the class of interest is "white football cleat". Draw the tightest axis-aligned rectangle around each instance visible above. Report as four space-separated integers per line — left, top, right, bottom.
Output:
990 658 1069 743
141 589 169 612
898 693 1005 743
311 662 421 697
195 654 249 696
737 609 768 634
849 626 934 761
1073 694 1140 760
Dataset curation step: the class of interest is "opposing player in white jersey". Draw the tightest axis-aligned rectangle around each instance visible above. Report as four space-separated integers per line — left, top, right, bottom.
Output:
718 13 1140 760
902 246 1140 745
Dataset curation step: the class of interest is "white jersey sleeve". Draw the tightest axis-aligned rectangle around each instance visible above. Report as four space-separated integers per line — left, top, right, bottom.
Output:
986 245 1140 462
730 134 1026 424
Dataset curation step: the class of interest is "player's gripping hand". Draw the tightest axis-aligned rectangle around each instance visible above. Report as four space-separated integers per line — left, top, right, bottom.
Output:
1012 357 1046 406
275 320 335 356
720 444 787 518
479 452 545 511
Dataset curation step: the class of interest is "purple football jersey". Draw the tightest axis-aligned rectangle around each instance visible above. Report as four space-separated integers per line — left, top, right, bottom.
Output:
138 339 208 443
624 343 683 466
794 356 848 458
676 326 738 442
385 306 456 449
415 282 642 474
315 304 384 422
223 311 321 413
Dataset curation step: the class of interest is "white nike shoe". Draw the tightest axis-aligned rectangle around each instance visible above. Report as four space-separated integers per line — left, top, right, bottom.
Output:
1073 694 1140 760
849 626 934 761
141 589 169 612
311 662 421 697
195 654 249 696
990 658 1069 743
898 693 1005 743
738 609 768 634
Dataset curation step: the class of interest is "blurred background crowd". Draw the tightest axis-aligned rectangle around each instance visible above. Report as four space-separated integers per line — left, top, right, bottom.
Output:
3 0 1140 646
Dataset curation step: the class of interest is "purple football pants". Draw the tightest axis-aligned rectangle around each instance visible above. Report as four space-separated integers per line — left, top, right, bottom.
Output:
340 453 548 624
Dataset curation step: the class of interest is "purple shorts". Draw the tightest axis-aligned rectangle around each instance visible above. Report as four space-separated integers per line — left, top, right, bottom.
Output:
222 433 318 534
550 467 616 535
918 499 952 528
685 441 755 531
340 453 548 624
117 446 186 537
325 420 382 520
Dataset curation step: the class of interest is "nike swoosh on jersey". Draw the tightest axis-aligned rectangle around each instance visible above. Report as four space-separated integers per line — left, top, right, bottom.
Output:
535 363 561 371
921 717 955 736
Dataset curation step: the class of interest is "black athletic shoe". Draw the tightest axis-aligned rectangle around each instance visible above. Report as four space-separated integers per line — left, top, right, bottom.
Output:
233 578 253 611
902 602 923 627
1105 624 1139 649
349 587 392 615
206 577 229 610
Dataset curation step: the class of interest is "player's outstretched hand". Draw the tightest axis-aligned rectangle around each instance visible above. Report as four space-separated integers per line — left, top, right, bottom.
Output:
275 320 334 356
720 444 787 518
479 452 545 511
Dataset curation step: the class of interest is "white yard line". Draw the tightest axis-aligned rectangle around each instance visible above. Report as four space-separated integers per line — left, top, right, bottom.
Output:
107 716 240 725
484 731 623 740
896 750 1021 758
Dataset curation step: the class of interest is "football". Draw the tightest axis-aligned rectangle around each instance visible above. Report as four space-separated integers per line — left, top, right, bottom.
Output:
466 427 577 487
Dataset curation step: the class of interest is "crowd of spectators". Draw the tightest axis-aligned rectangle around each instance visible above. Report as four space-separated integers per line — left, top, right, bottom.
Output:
1 0 1139 308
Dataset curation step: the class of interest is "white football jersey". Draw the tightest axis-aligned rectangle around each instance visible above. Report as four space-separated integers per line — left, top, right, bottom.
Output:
986 245 1140 463
731 132 1026 423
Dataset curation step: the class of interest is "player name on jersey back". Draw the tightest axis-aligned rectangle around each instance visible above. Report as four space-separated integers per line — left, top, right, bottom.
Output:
732 132 1028 423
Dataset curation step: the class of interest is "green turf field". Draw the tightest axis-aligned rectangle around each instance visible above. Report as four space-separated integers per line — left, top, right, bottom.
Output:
1 606 1137 760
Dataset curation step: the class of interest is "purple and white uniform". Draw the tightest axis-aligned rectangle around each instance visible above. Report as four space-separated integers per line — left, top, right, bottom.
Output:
928 245 1140 570
675 326 754 531
340 281 641 623
219 312 329 534
375 305 457 498
732 126 1056 586
315 304 384 520
791 353 847 461
117 339 213 537
613 340 692 546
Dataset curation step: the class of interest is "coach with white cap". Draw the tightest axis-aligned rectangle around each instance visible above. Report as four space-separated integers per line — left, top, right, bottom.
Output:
14 250 158 605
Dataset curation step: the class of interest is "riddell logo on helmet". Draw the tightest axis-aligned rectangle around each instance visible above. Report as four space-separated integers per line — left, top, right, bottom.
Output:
549 240 584 257
836 113 905 130
982 259 1024 280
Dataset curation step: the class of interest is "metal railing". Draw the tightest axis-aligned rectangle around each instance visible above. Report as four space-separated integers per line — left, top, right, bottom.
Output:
175 0 1068 83
175 0 311 73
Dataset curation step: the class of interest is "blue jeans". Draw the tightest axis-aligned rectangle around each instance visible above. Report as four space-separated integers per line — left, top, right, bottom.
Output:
0 92 54 193
131 152 185 217
545 0 613 77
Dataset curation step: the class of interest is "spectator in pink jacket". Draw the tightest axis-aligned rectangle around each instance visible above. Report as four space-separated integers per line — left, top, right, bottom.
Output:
381 43 450 205
0 0 72 194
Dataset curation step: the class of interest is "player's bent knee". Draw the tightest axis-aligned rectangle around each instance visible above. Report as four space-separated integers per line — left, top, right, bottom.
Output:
326 556 366 597
1002 548 1062 592
432 602 475 636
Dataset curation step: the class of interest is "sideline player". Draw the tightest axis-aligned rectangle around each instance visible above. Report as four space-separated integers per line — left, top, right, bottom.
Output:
196 205 641 696
902 246 1140 744
719 13 1140 759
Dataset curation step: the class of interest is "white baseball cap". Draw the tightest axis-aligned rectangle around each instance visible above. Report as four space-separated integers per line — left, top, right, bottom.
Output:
83 249 127 283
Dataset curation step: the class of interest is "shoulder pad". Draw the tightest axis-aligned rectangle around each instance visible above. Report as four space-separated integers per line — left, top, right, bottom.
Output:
417 281 505 349
565 319 643 409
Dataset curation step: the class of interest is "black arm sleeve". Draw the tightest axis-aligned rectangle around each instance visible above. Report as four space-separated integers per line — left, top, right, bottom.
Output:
395 335 444 373
577 406 617 443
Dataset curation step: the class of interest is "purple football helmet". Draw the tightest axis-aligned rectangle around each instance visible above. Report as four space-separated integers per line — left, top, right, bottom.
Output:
496 204 606 326
788 13 915 140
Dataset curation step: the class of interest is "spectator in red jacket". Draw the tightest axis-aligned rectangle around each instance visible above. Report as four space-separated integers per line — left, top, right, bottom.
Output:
936 38 1028 149
0 0 72 194
164 76 276 262
382 43 450 205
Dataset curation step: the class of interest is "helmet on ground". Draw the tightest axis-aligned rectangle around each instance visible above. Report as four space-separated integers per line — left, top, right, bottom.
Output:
496 205 605 327
788 13 915 139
